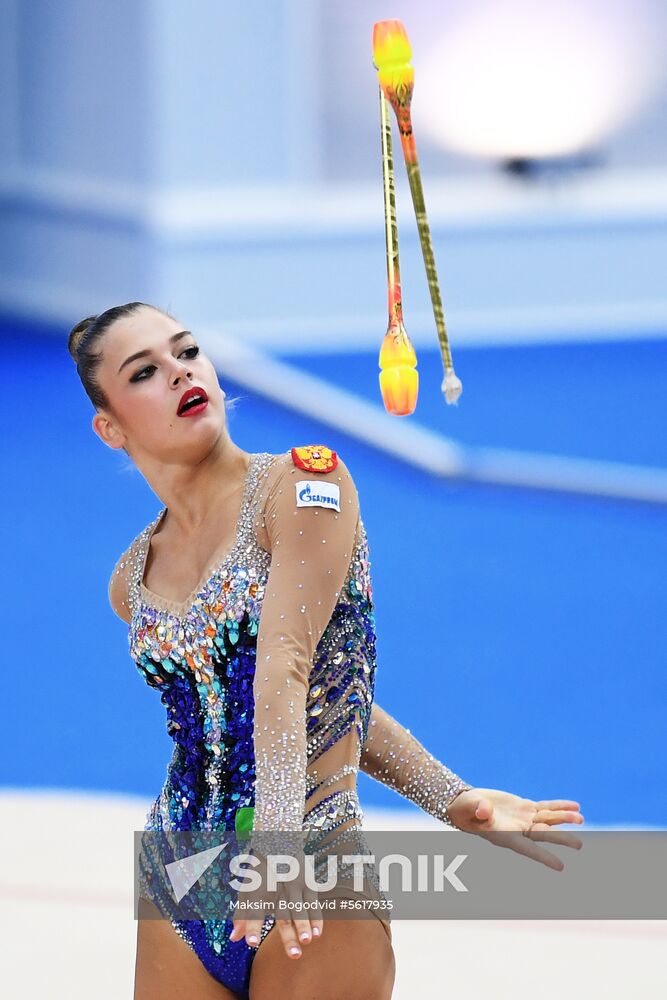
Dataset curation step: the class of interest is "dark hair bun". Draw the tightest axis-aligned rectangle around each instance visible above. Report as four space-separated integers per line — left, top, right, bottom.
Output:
67 315 98 362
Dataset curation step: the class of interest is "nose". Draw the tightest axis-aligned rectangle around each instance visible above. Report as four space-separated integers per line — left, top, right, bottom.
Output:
168 359 193 388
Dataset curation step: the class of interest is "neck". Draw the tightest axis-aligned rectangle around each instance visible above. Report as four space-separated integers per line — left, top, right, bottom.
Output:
138 433 251 536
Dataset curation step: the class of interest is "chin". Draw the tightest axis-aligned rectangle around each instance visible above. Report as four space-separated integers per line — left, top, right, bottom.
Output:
176 411 224 455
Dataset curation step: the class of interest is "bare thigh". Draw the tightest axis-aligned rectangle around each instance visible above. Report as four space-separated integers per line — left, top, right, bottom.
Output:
248 917 395 1000
134 899 242 1000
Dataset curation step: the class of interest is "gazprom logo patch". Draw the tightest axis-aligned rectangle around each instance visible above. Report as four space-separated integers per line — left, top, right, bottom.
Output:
295 480 341 511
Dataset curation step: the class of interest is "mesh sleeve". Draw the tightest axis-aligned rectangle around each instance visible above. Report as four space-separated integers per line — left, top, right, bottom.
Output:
252 453 360 832
360 702 473 826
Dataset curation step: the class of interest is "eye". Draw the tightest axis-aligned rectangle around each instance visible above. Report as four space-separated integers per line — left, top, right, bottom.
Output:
129 345 199 383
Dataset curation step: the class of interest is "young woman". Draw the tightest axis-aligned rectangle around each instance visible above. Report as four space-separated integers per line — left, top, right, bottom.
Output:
68 301 583 1000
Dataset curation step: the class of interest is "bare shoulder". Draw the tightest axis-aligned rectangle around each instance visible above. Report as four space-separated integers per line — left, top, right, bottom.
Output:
108 541 137 624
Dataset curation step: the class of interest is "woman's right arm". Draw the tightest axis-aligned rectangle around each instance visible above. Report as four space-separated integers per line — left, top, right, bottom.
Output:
360 702 473 826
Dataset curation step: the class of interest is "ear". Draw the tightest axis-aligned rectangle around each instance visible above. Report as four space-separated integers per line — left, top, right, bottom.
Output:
92 410 127 451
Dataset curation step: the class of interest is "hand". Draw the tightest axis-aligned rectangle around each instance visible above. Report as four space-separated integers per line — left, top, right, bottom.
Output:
228 843 324 959
445 787 584 871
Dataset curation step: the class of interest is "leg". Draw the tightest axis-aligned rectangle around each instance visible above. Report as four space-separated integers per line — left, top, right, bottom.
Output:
248 916 395 1000
134 899 242 1000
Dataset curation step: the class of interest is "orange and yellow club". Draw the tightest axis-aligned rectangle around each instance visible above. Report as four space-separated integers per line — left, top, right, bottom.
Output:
373 19 462 412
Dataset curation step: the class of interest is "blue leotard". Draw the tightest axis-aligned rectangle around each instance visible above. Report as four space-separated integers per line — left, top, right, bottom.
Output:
113 449 382 996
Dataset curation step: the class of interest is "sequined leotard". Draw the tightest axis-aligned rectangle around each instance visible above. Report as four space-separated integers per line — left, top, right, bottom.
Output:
110 447 472 997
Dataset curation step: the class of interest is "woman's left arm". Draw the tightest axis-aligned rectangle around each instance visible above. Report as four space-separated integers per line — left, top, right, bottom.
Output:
360 701 473 825
360 706 584 869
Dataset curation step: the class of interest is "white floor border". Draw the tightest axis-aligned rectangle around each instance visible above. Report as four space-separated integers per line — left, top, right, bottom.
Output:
1 789 664 999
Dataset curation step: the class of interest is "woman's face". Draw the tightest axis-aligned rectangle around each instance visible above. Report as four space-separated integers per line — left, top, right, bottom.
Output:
93 306 227 463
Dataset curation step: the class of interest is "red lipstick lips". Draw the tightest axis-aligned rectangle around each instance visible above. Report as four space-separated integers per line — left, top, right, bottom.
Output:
177 386 209 417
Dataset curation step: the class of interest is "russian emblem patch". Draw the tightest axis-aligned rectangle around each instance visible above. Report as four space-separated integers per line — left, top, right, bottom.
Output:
290 444 338 473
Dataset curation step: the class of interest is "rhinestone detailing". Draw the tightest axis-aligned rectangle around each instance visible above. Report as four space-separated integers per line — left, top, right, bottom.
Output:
249 451 376 833
360 705 473 826
303 787 364 834
306 762 358 799
113 446 470 995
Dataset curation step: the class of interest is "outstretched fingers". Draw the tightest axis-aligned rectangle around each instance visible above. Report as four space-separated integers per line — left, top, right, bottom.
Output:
527 824 583 850
510 832 567 871
534 800 585 826
480 830 566 871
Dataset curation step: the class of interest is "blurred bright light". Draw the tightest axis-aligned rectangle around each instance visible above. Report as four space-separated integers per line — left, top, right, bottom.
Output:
414 0 664 161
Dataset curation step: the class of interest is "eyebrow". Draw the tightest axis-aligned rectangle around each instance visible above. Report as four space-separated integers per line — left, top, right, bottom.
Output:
118 330 193 373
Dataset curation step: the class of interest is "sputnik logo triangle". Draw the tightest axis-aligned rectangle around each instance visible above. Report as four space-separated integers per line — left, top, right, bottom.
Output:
165 840 228 902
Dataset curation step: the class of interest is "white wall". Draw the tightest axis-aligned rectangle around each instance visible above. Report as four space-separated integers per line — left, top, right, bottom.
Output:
1 0 666 347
